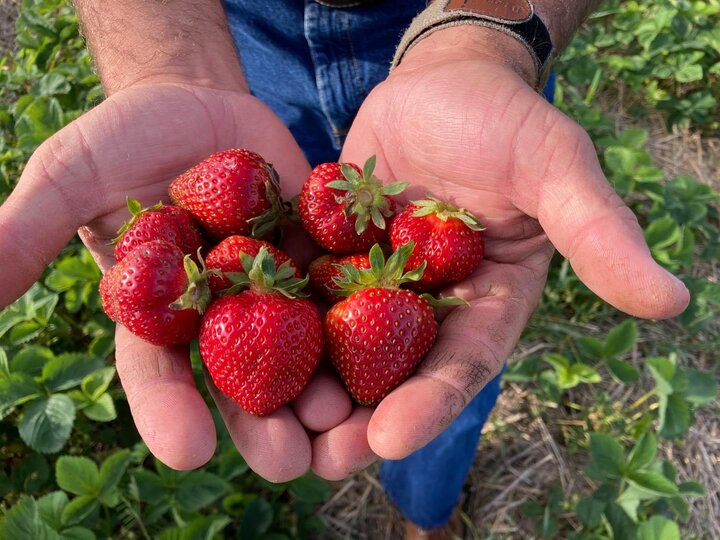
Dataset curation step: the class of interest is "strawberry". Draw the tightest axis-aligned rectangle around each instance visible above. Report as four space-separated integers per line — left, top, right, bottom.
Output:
113 198 204 262
200 248 324 416
325 243 464 406
308 253 371 304
390 196 485 292
100 240 212 346
298 155 407 253
169 148 285 241
205 235 300 294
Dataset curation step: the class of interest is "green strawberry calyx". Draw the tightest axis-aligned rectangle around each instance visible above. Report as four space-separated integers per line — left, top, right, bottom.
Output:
221 247 310 298
111 197 164 244
248 163 292 239
412 195 485 232
325 155 409 235
333 243 467 308
169 249 216 314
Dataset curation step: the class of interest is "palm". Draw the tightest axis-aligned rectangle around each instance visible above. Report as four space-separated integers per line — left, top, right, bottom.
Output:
0 83 350 479
337 57 689 460
67 84 311 271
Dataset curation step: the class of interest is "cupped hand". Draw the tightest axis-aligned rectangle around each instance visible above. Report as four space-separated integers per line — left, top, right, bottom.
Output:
0 82 353 480
310 28 690 479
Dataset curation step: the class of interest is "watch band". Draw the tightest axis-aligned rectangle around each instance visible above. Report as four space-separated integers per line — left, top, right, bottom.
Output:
391 0 555 90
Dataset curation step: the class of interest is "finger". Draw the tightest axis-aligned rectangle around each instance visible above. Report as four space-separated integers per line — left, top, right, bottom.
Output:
512 101 689 319
114 325 216 470
368 258 547 459
0 122 101 308
311 407 377 481
205 374 312 483
292 367 353 432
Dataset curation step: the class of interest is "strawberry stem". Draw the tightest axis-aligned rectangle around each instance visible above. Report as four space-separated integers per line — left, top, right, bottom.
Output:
411 195 485 232
220 247 309 298
169 250 214 314
325 156 408 235
111 197 164 244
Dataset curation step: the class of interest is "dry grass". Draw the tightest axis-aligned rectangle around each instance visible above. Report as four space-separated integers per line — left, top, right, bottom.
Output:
0 0 18 54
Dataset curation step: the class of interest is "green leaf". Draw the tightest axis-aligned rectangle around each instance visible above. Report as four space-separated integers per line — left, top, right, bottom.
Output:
575 496 605 528
82 393 116 422
288 474 331 503
637 516 680 540
659 393 692 439
175 471 228 513
37 491 69 531
603 320 638 358
577 336 604 361
32 73 71 97
677 481 705 497
60 496 97 527
41 354 104 392
129 470 167 502
56 456 99 496
11 453 50 493
618 128 648 149
362 155 376 181
14 97 65 151
607 358 640 384
239 497 273 540
0 373 44 418
627 471 679 496
589 433 625 478
10 346 55 377
569 363 601 384
60 527 96 540
0 496 60 540
19 395 76 454
646 356 676 395
98 450 131 499
157 516 231 540
605 502 637 540
645 216 680 249
681 368 717 405
675 64 703 83
627 432 657 472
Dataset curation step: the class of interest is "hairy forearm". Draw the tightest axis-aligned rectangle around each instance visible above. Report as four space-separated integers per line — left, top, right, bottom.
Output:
73 0 246 95
535 0 604 52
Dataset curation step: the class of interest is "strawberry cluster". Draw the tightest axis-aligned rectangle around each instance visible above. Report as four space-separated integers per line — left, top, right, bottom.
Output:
100 149 485 416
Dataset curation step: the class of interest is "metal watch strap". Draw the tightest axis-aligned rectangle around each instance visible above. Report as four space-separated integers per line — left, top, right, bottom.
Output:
391 0 555 90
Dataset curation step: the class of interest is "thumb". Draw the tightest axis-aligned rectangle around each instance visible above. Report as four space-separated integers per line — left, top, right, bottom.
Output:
0 121 99 308
512 103 689 319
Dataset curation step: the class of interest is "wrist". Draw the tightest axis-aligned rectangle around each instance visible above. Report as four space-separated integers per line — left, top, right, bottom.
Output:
397 26 538 87
102 61 249 96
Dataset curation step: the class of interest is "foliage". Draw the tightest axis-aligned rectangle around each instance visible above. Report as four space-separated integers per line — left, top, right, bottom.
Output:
562 0 720 131
0 1 718 539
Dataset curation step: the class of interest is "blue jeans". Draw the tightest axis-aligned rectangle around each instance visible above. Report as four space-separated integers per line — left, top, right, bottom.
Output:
224 0 553 529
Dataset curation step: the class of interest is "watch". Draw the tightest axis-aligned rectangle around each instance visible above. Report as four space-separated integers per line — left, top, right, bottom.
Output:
392 0 555 89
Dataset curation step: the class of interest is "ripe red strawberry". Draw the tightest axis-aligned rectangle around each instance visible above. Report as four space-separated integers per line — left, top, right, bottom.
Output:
113 198 204 262
298 156 407 253
200 248 324 416
169 148 285 241
390 196 485 292
100 240 212 346
325 243 464 406
308 253 371 304
205 235 300 293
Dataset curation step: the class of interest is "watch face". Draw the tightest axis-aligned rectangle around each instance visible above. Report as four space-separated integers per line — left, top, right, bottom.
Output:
444 0 533 22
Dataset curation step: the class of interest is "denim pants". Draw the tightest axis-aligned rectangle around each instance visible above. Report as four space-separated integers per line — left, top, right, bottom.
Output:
224 0 553 529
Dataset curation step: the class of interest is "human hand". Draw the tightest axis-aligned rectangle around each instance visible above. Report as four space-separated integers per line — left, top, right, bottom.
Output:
0 82 352 480
309 27 690 478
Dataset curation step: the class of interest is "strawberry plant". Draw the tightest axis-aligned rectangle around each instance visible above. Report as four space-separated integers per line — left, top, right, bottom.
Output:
1 1 718 539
